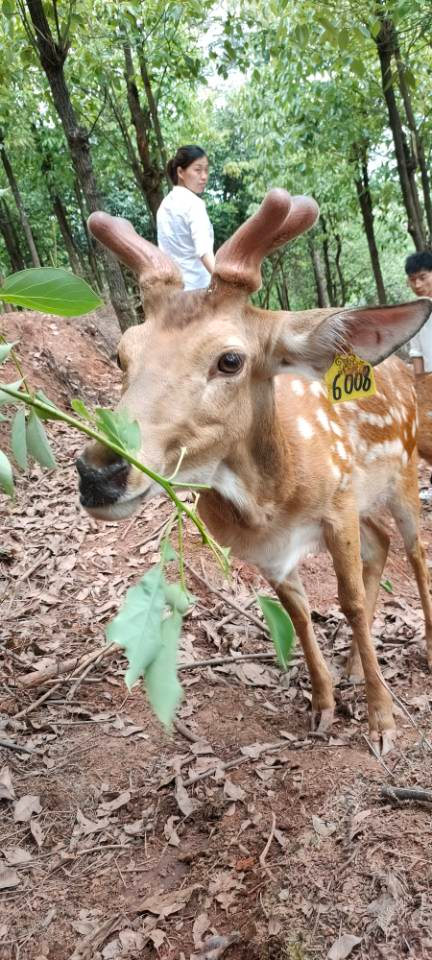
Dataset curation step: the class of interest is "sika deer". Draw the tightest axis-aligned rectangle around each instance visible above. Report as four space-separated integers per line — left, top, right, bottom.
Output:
77 189 432 754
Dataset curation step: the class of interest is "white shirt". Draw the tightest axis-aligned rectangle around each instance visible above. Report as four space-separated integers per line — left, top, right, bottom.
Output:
409 314 432 372
157 186 214 291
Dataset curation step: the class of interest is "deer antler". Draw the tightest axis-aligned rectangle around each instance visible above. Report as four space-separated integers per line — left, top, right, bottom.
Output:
211 188 319 294
88 212 183 293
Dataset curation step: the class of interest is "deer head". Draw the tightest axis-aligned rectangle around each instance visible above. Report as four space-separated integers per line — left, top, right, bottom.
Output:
77 189 431 520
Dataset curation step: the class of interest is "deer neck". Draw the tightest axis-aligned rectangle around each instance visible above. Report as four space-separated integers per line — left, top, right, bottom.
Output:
199 379 294 531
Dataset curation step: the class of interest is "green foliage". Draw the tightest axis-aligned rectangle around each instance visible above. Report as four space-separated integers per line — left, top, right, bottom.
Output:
257 595 295 670
95 408 141 455
0 449 14 496
11 408 27 470
26 410 56 468
106 565 187 727
0 268 102 316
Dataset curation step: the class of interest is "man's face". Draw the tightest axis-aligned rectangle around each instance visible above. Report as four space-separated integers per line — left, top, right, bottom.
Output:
407 269 432 298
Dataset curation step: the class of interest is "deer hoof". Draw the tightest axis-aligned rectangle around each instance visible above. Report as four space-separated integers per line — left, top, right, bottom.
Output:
344 657 364 684
311 707 334 734
370 726 397 756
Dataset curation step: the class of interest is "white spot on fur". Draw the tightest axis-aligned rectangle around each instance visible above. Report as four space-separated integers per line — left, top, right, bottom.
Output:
401 449 409 466
339 474 350 491
330 421 343 437
316 408 330 431
365 438 404 464
309 381 325 397
336 440 347 460
297 416 314 439
291 379 305 396
331 463 341 480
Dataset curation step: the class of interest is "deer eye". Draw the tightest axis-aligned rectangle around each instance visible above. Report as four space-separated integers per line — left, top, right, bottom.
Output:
217 352 245 374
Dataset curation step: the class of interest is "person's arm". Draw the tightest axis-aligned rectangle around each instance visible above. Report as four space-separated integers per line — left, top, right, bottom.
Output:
201 251 215 275
187 198 214 275
409 332 424 376
413 356 425 376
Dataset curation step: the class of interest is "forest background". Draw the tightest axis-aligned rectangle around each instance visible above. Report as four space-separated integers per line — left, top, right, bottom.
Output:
0 0 430 332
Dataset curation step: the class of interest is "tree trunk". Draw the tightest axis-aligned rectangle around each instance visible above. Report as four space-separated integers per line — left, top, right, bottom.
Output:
0 198 26 271
395 45 432 246
308 238 330 307
320 216 337 306
353 146 387 304
123 41 164 224
51 195 84 275
138 51 170 184
74 179 102 289
24 0 134 331
375 16 426 249
0 129 41 267
107 87 155 207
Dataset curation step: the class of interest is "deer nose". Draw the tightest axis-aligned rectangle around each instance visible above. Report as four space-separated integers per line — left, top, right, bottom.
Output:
76 455 130 509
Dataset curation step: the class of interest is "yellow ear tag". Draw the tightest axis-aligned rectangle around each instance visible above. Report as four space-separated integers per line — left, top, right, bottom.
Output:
325 354 377 404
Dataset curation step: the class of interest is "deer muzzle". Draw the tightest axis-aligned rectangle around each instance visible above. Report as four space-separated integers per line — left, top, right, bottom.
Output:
76 455 130 510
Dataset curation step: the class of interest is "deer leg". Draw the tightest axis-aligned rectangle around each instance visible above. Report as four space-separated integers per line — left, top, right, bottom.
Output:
324 511 396 755
271 569 335 733
389 456 432 669
346 518 390 683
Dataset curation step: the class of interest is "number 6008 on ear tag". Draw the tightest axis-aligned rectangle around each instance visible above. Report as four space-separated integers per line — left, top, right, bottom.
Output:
324 353 377 404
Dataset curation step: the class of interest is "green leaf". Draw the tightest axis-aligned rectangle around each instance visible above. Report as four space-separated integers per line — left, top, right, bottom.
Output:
11 409 27 470
163 582 190 614
258 596 295 670
0 268 102 317
380 578 393 594
0 380 23 406
145 610 183 728
0 450 14 497
95 408 141 453
106 566 166 687
0 342 17 363
26 411 57 468
71 398 93 421
33 390 64 421
2 0 15 16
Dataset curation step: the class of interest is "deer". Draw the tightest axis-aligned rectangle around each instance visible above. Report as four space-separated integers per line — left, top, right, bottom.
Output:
76 189 432 755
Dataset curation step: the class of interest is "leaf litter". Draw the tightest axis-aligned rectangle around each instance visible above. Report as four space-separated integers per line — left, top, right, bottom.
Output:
1 311 432 958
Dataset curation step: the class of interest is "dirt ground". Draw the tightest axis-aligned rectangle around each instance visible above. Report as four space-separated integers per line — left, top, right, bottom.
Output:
1 308 432 960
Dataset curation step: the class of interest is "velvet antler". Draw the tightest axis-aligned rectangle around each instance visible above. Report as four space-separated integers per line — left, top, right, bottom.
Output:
211 188 319 294
88 212 183 294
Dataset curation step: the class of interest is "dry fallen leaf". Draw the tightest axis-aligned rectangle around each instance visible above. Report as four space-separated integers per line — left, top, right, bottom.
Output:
2 846 32 865
0 766 15 801
193 912 210 949
13 794 41 823
164 815 181 847
223 779 246 802
196 932 241 959
138 883 198 918
0 865 20 890
327 934 362 960
175 776 195 817
30 819 44 848
97 790 131 815
148 928 165 949
312 815 337 838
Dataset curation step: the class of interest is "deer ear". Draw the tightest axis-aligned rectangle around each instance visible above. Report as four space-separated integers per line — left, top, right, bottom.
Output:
273 299 432 378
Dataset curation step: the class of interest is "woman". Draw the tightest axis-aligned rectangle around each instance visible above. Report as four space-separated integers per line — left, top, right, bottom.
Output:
157 145 214 291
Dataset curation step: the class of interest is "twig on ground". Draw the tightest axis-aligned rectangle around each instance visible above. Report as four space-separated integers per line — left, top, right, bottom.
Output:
13 646 117 719
0 738 42 755
67 914 122 960
362 734 393 776
259 811 276 877
132 517 169 551
179 652 280 671
381 785 432 804
179 738 307 789
185 562 266 633
377 672 432 752
0 551 51 605
66 646 113 702
216 596 256 631
173 718 200 743
19 644 118 689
